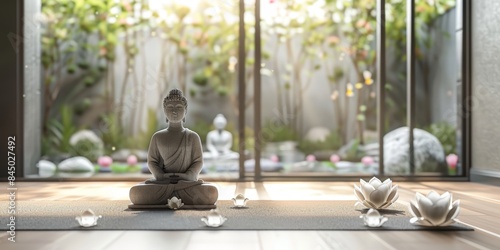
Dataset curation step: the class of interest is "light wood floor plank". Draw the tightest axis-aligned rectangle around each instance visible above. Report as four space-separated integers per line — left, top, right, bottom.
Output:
186 231 261 250
259 231 330 250
37 231 125 250
104 231 193 250
318 231 394 250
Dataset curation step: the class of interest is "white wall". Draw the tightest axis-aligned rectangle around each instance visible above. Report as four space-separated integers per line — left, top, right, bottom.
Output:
471 0 500 176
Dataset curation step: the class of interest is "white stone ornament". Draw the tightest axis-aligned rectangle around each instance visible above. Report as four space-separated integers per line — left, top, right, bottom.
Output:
58 156 95 173
37 160 56 177
354 177 399 209
360 208 388 227
201 209 227 227
409 191 460 227
232 193 249 207
76 209 102 227
167 197 184 210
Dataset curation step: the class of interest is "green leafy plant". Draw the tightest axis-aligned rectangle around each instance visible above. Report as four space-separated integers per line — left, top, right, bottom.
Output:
342 139 364 162
298 132 342 155
99 113 126 155
150 1 260 121
110 163 141 173
261 121 298 143
41 105 77 156
41 0 151 145
72 139 103 162
232 127 255 153
425 122 456 155
132 108 160 149
190 119 213 146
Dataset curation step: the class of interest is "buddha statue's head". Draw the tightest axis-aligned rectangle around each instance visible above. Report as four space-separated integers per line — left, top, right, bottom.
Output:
163 89 188 123
213 114 227 130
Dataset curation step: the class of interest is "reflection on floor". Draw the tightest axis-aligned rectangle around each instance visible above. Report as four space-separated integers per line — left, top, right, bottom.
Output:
1 181 499 249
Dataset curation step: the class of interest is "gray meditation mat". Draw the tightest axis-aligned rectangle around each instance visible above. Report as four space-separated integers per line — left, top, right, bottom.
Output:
0 200 472 231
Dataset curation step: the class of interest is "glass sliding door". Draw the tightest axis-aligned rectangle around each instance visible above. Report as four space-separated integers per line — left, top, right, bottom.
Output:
414 0 462 177
382 0 462 177
26 0 467 180
251 0 466 180
252 0 380 178
31 0 247 180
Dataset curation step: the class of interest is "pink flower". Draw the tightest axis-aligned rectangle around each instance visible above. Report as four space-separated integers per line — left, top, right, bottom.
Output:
446 154 458 169
99 47 107 56
127 155 138 165
306 154 316 162
270 154 279 163
98 156 113 167
361 156 374 166
330 154 340 163
327 36 340 45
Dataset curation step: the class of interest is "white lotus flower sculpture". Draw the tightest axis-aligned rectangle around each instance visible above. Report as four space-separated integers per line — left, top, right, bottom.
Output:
75 209 102 227
354 177 399 209
201 209 227 227
167 197 184 210
232 193 249 207
409 191 460 227
360 208 388 227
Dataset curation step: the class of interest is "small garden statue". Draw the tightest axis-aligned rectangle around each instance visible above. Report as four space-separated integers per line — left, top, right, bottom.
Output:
204 114 239 161
129 89 218 208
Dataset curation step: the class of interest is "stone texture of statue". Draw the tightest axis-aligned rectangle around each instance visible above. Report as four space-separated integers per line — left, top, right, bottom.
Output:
129 89 218 209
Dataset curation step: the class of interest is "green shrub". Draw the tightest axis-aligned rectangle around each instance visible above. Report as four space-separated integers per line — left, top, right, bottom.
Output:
100 113 126 154
132 108 159 149
298 132 342 155
72 139 103 162
425 122 456 155
42 105 77 156
190 119 213 145
261 122 298 143
342 139 364 162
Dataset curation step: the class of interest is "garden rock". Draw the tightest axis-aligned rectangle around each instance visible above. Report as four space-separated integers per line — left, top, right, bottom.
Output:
304 127 331 142
384 127 447 174
37 160 56 177
58 156 95 173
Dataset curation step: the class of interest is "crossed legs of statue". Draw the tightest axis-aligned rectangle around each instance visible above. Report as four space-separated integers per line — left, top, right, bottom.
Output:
128 182 218 209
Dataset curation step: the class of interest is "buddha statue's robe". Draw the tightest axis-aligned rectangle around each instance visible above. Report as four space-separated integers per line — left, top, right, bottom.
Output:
129 128 218 205
204 130 239 160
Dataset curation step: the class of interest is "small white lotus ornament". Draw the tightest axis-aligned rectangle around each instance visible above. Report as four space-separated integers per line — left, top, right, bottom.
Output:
360 208 388 227
409 191 460 227
75 209 102 227
201 209 227 227
232 193 249 207
354 177 399 209
167 196 184 210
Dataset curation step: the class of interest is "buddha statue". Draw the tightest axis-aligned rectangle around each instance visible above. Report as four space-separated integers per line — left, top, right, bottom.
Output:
204 114 239 161
129 89 218 209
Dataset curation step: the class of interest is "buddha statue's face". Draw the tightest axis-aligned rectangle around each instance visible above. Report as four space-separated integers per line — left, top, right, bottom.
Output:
165 101 186 123
213 115 227 130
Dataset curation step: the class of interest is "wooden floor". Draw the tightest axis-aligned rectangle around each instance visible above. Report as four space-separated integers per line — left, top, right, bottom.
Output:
1 181 500 250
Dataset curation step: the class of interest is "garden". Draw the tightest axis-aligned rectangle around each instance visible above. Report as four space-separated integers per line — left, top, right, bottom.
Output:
37 0 459 178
